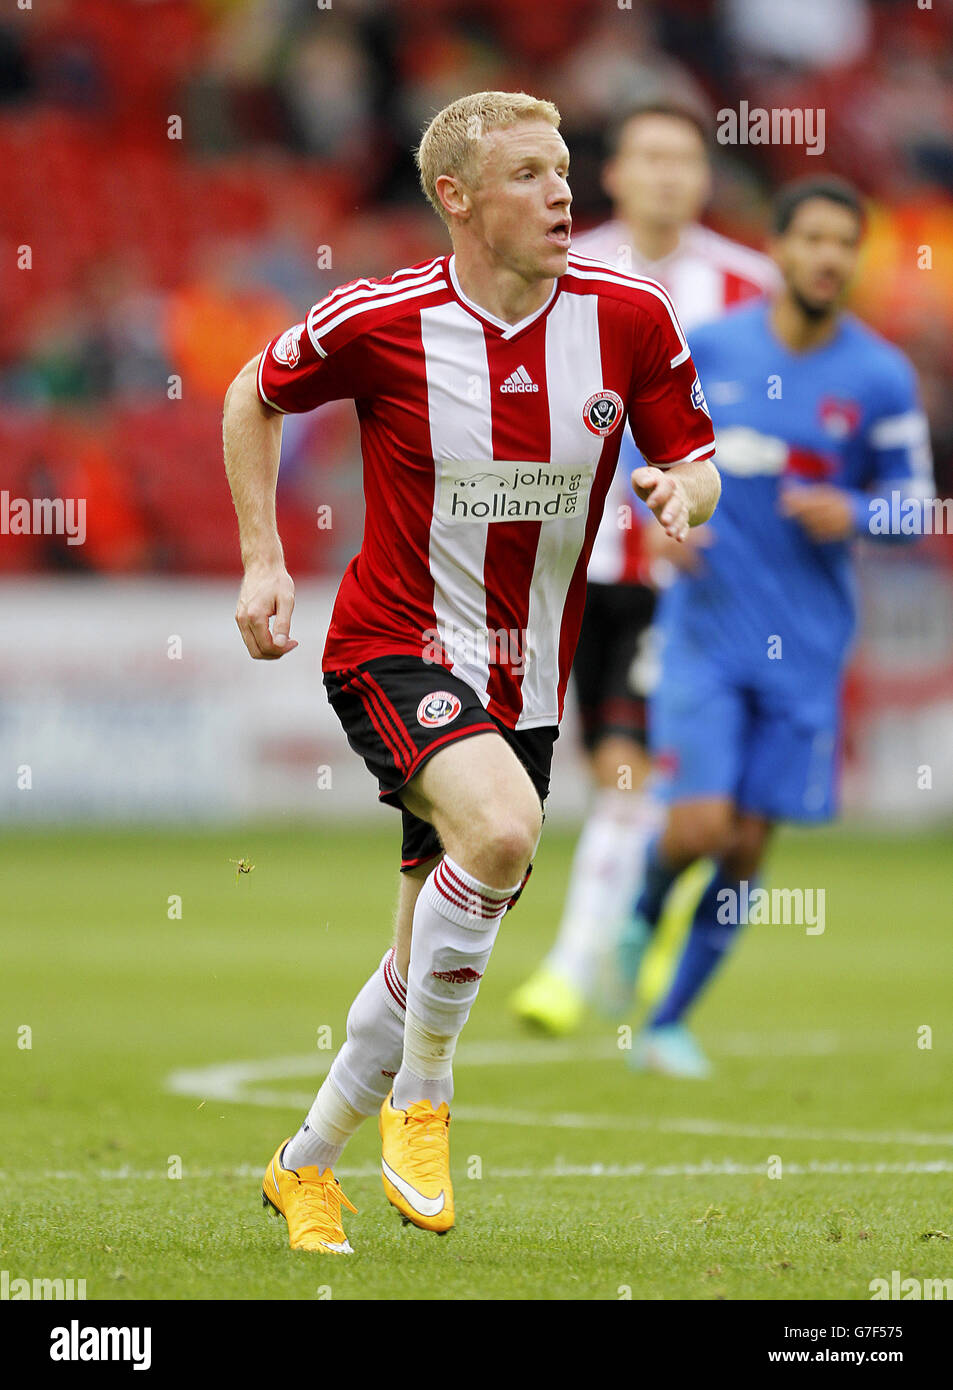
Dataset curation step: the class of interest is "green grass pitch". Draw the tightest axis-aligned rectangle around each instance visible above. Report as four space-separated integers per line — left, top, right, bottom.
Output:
1 821 951 1301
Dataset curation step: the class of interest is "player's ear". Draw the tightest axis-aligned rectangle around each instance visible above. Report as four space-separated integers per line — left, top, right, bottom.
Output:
436 174 470 223
601 156 618 203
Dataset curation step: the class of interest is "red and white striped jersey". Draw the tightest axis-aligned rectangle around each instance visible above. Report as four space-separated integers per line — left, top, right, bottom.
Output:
257 252 715 731
576 221 780 585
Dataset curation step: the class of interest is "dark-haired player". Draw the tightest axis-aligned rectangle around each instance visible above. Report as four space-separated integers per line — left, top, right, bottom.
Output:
618 177 933 1076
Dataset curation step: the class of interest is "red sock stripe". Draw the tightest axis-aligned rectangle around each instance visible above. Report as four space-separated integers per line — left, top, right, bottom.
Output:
440 859 513 911
434 873 499 918
434 861 511 919
383 948 407 1010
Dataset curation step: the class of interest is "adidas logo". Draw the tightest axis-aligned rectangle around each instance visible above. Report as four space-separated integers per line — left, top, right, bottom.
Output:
500 365 539 393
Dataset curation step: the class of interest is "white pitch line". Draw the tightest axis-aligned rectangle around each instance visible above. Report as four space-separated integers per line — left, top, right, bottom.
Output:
164 1030 852 1109
454 1106 953 1149
164 1052 953 1149
4 1159 953 1184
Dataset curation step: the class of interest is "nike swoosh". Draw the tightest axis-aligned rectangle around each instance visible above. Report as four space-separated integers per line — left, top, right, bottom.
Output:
381 1158 446 1217
319 1238 354 1254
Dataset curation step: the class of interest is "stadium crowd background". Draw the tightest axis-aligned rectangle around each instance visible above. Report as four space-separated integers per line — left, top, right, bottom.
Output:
3 0 953 581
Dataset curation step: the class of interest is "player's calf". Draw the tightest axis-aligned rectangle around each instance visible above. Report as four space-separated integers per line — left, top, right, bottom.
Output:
393 855 522 1114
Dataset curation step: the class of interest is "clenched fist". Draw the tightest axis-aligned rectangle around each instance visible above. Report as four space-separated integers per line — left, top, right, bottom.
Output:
236 564 298 659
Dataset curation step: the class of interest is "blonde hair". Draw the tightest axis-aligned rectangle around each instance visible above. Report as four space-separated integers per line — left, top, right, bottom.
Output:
415 90 561 226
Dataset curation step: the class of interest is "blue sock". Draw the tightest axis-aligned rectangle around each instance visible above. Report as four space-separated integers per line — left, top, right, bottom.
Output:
650 867 749 1028
634 835 681 928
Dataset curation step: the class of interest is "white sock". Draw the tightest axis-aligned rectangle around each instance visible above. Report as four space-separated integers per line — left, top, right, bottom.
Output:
283 949 407 1171
393 857 521 1111
546 787 662 995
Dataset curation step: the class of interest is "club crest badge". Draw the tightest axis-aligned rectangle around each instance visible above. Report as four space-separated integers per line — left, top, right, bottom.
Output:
417 691 462 728
691 374 711 418
272 323 305 368
582 390 624 437
818 396 860 439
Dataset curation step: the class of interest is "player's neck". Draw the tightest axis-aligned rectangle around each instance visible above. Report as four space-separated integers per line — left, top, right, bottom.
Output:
621 218 682 265
451 249 555 326
770 293 840 353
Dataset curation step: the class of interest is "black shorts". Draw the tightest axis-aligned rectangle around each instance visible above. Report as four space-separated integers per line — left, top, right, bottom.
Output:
572 581 657 752
323 656 558 871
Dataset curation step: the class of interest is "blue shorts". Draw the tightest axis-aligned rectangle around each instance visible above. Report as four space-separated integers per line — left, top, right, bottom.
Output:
649 643 842 823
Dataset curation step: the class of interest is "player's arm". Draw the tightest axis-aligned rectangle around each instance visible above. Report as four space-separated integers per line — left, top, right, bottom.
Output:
632 457 720 543
223 355 298 660
625 292 719 544
780 358 934 544
224 299 361 659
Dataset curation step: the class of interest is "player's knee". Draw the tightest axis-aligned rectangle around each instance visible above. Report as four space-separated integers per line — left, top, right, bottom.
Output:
460 793 540 885
665 805 733 865
482 816 539 883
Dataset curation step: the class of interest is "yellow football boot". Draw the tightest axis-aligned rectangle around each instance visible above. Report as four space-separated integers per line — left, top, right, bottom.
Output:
379 1091 454 1234
509 965 585 1036
261 1139 357 1254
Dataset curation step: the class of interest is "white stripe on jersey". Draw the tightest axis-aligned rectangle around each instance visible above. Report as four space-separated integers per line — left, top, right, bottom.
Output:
571 224 775 585
867 410 929 450
517 292 605 727
308 268 448 356
308 259 444 330
257 350 288 413
566 257 690 367
420 301 494 707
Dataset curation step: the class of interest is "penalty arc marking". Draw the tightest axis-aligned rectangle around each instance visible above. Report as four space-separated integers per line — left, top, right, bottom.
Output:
163 1039 953 1151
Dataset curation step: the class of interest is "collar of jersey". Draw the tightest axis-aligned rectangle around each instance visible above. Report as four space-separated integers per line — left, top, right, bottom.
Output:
611 220 691 276
447 255 560 339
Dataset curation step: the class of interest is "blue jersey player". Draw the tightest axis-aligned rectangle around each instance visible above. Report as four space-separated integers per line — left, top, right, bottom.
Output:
619 177 933 1077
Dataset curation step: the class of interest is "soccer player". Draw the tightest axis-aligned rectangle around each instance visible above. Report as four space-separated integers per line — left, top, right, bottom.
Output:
617 176 933 1077
222 91 720 1252
512 101 777 1034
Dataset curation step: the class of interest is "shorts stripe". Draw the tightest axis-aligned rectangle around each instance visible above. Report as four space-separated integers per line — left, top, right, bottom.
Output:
346 671 415 774
358 671 419 764
357 672 417 766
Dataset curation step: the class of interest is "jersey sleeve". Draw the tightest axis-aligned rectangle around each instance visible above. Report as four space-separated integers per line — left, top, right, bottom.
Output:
256 292 365 414
848 354 934 541
625 293 717 468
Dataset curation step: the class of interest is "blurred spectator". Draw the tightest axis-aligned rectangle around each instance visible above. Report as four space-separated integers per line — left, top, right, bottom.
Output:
163 243 293 401
1 0 951 577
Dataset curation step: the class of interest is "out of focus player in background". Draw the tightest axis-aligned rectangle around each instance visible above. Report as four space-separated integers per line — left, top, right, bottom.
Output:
223 91 719 1253
512 101 778 1035
618 177 934 1077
